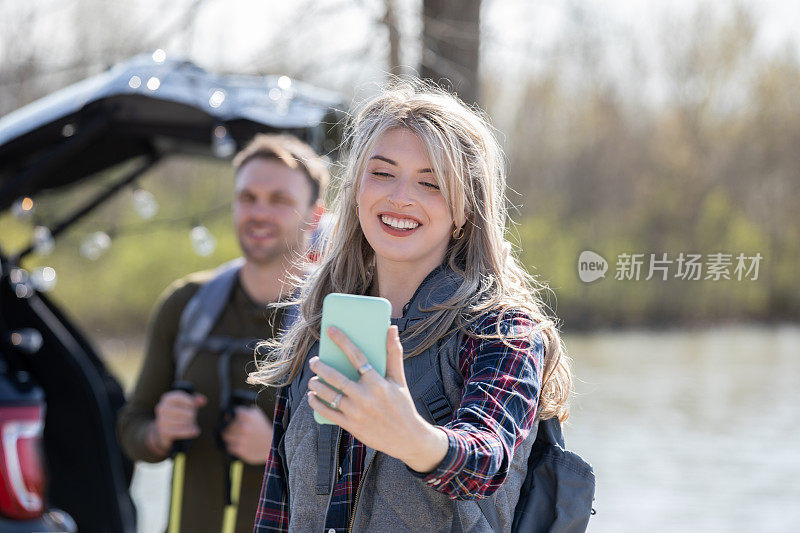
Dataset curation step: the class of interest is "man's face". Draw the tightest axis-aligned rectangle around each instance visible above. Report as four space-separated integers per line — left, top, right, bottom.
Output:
232 158 317 266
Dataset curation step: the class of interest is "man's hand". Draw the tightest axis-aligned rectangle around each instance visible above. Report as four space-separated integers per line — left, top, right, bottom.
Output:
149 390 207 456
221 406 274 465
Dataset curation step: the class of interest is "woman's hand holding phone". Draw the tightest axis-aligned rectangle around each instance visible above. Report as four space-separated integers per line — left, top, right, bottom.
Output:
307 325 449 474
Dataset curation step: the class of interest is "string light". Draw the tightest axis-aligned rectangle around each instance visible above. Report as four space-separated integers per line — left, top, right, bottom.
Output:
12 197 35 219
190 224 217 257
33 226 55 256
31 266 57 292
212 124 236 158
132 187 159 219
9 268 33 299
10 328 43 354
79 231 112 260
16 185 229 264
209 89 226 108
270 76 295 116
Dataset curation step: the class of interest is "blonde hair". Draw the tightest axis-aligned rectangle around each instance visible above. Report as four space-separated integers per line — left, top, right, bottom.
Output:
248 80 571 422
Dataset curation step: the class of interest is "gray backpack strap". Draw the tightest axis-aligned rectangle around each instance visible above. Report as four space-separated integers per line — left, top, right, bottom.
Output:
285 341 318 422
405 330 459 426
405 331 503 533
316 424 338 495
399 264 463 425
173 258 244 380
282 340 341 496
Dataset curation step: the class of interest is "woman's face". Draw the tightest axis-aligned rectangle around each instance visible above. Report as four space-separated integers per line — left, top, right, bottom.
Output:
357 128 455 269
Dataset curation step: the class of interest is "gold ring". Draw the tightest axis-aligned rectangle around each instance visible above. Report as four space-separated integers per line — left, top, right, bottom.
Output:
330 393 343 410
357 363 373 376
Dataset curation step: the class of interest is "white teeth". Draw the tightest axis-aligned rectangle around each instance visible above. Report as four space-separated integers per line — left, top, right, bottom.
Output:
381 215 419 230
249 227 275 237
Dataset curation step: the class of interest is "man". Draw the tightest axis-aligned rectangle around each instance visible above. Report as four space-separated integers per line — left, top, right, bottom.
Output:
117 134 328 533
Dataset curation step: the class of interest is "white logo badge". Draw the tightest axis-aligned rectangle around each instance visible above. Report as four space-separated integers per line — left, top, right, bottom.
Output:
578 251 608 283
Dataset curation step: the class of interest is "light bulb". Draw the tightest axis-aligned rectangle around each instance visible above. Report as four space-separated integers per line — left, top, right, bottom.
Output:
190 225 217 257
212 125 236 158
10 328 43 354
277 76 292 90
209 89 226 108
80 231 112 260
269 78 294 116
12 197 35 219
9 268 33 299
31 266 57 292
132 188 159 219
33 226 54 256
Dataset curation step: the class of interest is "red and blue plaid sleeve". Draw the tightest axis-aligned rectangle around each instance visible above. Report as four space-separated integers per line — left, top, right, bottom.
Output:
253 384 290 532
415 312 543 500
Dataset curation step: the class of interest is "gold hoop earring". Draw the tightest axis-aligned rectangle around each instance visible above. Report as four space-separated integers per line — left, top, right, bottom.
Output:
452 226 464 240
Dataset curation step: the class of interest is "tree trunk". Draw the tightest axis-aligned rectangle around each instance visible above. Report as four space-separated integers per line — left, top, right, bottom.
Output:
420 0 481 105
384 0 402 74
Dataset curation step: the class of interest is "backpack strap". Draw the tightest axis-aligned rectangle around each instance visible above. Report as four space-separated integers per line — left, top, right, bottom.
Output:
316 424 338 495
281 340 341 496
405 330 504 533
173 258 244 380
406 332 459 427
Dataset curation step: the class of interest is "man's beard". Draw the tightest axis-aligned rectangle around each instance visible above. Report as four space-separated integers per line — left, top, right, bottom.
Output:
238 233 304 266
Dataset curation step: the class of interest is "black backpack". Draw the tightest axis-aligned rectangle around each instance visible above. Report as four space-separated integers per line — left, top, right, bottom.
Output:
411 338 596 533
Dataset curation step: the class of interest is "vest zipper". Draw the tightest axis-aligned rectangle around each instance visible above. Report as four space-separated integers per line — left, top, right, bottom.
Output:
347 451 377 533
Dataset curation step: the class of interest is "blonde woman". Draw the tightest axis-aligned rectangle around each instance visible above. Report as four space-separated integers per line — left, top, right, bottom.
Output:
249 80 572 532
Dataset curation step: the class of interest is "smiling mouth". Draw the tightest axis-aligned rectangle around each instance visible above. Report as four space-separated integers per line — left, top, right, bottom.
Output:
246 226 278 239
380 214 420 231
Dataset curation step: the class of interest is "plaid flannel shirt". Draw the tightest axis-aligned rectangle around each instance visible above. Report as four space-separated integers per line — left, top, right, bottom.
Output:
253 311 542 532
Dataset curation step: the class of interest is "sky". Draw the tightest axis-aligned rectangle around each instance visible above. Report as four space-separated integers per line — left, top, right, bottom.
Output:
4 0 800 109
159 0 800 112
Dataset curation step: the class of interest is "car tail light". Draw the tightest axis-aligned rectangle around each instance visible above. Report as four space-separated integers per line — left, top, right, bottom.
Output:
0 404 45 519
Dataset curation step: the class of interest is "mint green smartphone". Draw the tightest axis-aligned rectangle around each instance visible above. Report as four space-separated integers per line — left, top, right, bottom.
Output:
314 293 392 425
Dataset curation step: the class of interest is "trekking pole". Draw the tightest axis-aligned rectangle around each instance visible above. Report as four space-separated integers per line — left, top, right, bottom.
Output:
220 389 258 533
167 380 197 533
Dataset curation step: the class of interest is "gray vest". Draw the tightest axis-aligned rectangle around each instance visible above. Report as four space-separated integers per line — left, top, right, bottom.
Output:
277 266 537 532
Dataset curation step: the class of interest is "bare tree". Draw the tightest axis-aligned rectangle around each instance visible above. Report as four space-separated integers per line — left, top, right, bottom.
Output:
421 0 481 105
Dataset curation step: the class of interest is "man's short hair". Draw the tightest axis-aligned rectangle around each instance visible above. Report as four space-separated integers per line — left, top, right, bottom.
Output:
232 134 329 203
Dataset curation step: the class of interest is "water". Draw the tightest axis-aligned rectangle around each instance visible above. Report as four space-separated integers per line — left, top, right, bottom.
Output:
564 325 800 532
127 325 800 532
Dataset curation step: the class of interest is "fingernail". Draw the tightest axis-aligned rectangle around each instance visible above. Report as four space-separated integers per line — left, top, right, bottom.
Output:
309 357 318 369
328 326 338 335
